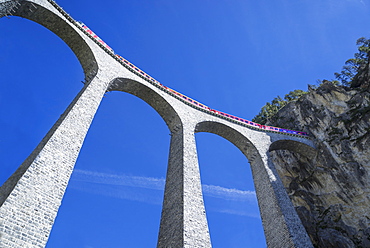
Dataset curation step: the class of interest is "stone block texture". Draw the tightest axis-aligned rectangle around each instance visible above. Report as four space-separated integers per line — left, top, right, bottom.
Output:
0 0 315 247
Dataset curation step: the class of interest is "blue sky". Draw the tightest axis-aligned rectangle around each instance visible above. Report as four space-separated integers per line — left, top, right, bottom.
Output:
1 0 370 247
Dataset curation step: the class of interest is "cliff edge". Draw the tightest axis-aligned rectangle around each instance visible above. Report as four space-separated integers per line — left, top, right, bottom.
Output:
268 83 370 247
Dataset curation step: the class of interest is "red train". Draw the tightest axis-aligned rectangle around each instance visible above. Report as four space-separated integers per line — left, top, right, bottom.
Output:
76 22 308 137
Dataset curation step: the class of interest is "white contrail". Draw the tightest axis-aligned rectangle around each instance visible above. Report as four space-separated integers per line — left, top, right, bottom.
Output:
69 181 163 205
70 169 259 217
72 169 256 201
72 169 165 190
202 184 256 202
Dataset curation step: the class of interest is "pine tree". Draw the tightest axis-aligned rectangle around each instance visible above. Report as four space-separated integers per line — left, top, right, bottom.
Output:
335 37 370 87
252 90 307 124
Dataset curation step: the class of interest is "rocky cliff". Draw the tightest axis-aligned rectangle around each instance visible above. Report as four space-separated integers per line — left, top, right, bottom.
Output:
268 82 370 247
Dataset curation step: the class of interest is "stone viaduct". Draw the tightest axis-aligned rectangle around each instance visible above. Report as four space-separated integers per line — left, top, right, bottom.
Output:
0 0 316 247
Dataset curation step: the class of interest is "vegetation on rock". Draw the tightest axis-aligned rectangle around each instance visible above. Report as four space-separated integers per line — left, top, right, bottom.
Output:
335 37 370 88
252 89 307 125
253 37 370 125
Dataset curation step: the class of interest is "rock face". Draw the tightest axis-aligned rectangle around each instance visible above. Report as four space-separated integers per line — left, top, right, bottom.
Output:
268 83 370 248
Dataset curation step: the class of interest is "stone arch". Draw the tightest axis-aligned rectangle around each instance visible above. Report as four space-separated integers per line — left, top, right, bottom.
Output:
195 121 315 247
108 77 182 133
46 87 172 247
194 121 265 246
8 0 98 79
195 121 261 162
0 13 86 187
269 139 317 159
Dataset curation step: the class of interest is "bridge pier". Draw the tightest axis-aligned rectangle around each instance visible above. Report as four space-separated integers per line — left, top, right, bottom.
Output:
250 145 314 248
158 123 211 247
0 73 110 248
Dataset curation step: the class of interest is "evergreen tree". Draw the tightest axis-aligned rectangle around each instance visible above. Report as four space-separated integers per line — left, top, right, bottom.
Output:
252 90 307 124
335 37 370 87
253 37 370 124
284 89 307 101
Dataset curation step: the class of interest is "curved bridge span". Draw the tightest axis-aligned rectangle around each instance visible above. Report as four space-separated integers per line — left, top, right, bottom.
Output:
0 1 315 247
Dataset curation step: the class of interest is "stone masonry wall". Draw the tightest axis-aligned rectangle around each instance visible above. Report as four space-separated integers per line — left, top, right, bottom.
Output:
0 1 318 247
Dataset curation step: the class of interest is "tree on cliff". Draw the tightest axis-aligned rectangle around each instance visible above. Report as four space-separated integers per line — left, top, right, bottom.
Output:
252 89 307 124
253 37 370 124
335 37 370 88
